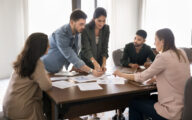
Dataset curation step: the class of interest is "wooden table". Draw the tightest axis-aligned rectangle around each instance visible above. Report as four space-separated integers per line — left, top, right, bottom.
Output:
44 67 157 120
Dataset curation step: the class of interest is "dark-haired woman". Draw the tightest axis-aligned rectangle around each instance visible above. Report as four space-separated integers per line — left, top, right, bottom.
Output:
114 28 190 120
3 33 52 120
80 7 110 73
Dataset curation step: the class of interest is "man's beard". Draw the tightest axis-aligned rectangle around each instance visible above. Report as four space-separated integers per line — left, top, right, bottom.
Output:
74 27 83 33
134 43 143 47
73 24 78 33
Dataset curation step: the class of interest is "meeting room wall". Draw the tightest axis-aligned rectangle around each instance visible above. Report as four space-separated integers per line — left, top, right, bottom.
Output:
109 0 140 53
0 0 28 79
105 0 141 66
0 0 141 78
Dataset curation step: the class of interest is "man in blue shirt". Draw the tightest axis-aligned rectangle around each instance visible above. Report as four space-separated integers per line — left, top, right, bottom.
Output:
41 10 103 76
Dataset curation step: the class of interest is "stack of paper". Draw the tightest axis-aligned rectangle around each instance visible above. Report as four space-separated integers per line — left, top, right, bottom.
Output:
70 74 110 83
128 79 155 87
139 65 145 69
52 81 76 89
78 82 103 91
97 76 126 84
70 75 97 83
55 71 78 76
50 76 68 81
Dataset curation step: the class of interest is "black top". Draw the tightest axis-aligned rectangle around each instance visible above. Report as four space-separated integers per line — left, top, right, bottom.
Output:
120 42 155 67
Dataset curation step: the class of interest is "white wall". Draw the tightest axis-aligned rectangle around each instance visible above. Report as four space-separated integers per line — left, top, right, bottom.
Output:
109 0 140 52
28 0 71 35
104 0 140 66
0 0 27 79
0 0 141 78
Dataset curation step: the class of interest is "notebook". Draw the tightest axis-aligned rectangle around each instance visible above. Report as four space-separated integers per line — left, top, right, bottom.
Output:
128 80 156 87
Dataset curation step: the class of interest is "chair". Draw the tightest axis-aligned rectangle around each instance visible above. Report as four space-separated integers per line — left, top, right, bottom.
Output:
0 111 6 120
182 77 192 120
182 48 192 63
112 48 124 66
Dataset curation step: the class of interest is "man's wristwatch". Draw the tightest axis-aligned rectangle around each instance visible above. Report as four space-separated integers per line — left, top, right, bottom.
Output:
88 68 93 74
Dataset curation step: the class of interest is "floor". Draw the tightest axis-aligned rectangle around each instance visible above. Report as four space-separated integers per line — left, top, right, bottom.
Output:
81 109 129 120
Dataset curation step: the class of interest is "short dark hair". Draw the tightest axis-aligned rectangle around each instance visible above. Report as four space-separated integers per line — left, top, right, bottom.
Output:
70 9 87 21
136 30 147 39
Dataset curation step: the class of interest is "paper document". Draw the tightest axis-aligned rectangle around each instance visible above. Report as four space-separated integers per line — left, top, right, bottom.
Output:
70 75 98 83
50 77 68 81
52 81 76 89
97 76 126 84
70 74 111 83
55 71 78 76
139 65 145 69
78 82 103 91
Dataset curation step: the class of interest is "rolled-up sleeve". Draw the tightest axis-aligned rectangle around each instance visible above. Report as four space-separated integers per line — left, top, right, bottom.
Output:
55 31 85 69
134 54 166 82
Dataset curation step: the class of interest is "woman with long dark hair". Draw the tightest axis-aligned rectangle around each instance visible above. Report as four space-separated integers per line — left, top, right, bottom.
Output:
3 33 52 120
114 28 190 120
80 7 110 73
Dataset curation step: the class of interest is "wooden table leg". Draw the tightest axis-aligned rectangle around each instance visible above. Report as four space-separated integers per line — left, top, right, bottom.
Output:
51 102 58 120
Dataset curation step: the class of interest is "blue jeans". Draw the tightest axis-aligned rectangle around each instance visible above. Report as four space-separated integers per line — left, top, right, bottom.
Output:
129 98 167 120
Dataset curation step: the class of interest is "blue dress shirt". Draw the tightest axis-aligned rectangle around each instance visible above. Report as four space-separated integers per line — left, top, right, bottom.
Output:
41 24 85 73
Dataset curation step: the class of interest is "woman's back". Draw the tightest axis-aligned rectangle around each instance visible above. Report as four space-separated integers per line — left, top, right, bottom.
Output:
156 49 190 92
3 60 51 120
154 49 190 119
